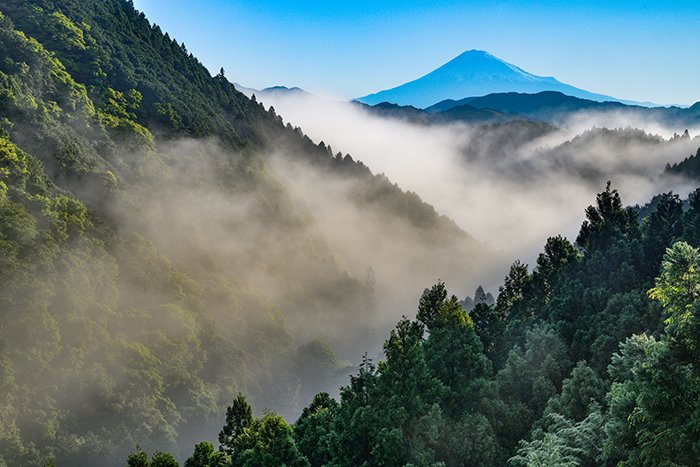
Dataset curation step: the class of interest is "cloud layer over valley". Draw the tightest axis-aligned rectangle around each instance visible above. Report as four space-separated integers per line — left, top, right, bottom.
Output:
256 91 700 292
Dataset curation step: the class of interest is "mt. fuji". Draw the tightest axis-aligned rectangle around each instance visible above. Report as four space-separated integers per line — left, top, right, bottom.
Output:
356 50 624 108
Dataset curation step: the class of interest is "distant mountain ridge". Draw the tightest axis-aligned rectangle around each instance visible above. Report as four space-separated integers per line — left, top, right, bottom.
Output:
233 83 310 98
358 90 700 130
427 91 700 127
356 50 634 108
355 100 536 127
428 91 630 115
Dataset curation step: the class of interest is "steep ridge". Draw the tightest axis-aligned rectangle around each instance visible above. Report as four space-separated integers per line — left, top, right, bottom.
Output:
0 0 485 464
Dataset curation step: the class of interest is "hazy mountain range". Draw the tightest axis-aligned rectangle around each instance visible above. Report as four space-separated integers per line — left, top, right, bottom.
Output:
237 51 700 128
233 83 310 99
363 91 700 128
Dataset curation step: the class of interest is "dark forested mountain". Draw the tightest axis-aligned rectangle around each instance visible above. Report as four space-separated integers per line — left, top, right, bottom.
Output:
355 100 527 125
354 101 433 124
430 91 700 127
0 0 485 465
429 91 624 115
425 96 480 113
367 90 700 130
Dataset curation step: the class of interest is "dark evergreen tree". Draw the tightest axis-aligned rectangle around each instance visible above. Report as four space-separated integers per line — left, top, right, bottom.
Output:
683 188 700 246
127 446 150 467
151 452 179 467
542 361 605 423
329 354 378 466
576 181 637 251
184 442 227 467
294 393 337 467
416 280 448 329
238 413 309 467
219 394 254 458
371 317 445 466
424 295 491 417
642 192 684 277
471 302 506 364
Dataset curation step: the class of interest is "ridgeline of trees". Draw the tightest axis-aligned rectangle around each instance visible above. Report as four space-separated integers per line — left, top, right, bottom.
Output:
666 147 700 180
135 184 700 466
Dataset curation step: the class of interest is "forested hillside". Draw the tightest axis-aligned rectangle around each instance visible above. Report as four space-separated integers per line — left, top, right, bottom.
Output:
667 147 700 180
0 0 484 465
3 0 699 466
154 183 700 466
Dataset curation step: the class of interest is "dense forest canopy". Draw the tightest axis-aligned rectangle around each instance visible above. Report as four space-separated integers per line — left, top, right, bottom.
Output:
1 0 699 466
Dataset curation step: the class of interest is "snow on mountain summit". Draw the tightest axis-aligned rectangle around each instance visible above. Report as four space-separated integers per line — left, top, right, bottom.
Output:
356 50 618 108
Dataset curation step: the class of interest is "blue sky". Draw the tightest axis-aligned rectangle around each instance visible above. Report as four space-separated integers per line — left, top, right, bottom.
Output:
133 0 700 105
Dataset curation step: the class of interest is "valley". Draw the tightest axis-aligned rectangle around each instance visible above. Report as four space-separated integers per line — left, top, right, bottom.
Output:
0 1 699 466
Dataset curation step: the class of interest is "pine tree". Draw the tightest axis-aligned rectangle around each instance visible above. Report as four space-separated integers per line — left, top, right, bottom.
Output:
219 393 254 457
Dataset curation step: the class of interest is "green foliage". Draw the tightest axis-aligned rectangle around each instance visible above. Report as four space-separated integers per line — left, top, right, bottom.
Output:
649 241 700 363
3 0 700 466
47 11 87 50
292 284 498 466
543 361 605 423
576 181 637 251
293 393 337 467
0 0 433 463
649 241 700 320
497 260 532 315
371 316 445 466
327 355 378 465
604 332 700 465
151 451 179 467
641 192 684 273
127 447 180 467
533 235 579 301
127 446 150 467
238 412 309 467
424 295 490 417
471 302 505 362
603 334 662 463
96 87 154 149
683 188 700 245
218 393 254 459
214 395 308 467
599 244 700 465
416 281 448 329
184 442 227 467
510 410 605 467
491 324 571 455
